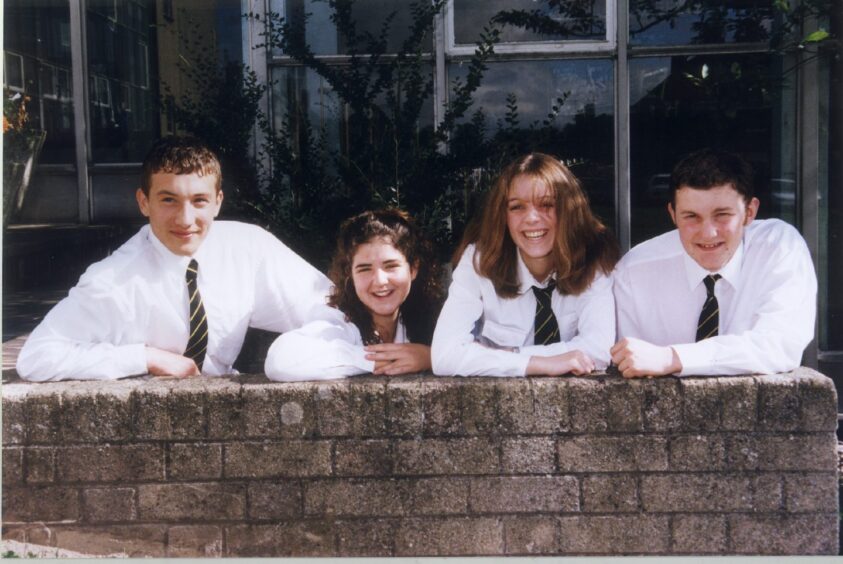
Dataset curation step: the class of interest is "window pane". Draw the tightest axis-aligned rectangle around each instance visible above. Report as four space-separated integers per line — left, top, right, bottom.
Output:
278 0 432 56
454 0 607 45
448 59 615 222
87 0 159 162
3 0 75 164
271 63 435 162
629 0 776 46
820 47 843 352
629 54 797 244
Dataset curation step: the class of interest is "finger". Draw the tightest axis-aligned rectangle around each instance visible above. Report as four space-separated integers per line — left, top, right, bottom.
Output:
365 352 402 362
365 343 405 352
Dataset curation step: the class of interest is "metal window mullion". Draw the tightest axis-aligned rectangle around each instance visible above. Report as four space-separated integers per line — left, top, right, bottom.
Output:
245 0 270 175
69 0 91 224
614 0 630 251
433 1 447 133
798 12 821 369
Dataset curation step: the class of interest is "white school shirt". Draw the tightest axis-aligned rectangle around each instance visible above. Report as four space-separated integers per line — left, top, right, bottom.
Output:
613 218 817 376
431 244 615 377
16 221 333 381
264 310 409 381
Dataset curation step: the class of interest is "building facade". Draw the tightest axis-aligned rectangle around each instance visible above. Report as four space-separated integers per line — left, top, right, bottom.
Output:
4 0 842 384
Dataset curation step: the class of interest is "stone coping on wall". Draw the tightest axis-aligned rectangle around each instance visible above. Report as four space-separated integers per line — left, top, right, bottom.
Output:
1 368 838 557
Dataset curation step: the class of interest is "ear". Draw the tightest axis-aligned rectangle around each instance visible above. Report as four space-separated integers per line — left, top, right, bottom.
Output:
744 197 760 225
667 202 677 226
214 190 224 217
136 188 150 218
410 261 419 281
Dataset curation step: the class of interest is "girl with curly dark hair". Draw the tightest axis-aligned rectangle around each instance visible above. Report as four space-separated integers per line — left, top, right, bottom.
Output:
432 153 619 377
265 209 444 380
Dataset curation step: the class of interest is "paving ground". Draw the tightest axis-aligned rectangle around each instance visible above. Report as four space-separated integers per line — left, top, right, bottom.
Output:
2 288 65 373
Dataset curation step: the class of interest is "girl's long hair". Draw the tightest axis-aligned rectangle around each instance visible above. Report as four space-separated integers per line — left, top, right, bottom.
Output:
329 209 445 345
453 153 619 297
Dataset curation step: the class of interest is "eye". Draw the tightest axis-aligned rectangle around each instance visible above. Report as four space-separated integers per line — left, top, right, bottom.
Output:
540 200 555 210
354 265 371 273
508 203 524 212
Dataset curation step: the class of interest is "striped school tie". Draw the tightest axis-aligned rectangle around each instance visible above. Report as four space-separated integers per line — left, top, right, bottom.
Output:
695 274 721 342
184 259 208 370
532 282 560 345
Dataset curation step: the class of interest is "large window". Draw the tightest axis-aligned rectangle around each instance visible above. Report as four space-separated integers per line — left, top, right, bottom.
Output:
3 0 76 164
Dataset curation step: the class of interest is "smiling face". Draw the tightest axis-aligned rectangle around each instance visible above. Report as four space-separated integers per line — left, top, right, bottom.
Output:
136 171 223 256
669 183 759 272
506 174 557 281
351 237 417 332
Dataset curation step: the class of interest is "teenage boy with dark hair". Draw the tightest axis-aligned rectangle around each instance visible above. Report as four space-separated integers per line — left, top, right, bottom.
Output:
16 136 333 381
611 148 817 377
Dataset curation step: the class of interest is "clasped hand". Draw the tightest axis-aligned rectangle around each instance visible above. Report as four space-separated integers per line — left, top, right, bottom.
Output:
364 343 432 376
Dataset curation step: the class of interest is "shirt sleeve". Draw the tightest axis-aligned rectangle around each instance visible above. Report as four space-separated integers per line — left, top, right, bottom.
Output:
15 280 149 382
613 261 645 341
431 248 532 377
518 272 616 369
264 310 375 381
249 231 334 333
672 233 817 376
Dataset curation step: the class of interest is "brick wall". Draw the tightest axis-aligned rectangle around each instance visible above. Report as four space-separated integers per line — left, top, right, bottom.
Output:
1 368 838 556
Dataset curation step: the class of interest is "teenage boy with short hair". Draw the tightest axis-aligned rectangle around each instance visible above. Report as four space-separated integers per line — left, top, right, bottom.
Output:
16 136 333 381
611 148 817 377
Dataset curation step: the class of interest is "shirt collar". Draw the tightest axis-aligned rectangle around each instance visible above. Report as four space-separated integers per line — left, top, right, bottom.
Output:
516 250 555 294
682 238 745 291
146 224 216 272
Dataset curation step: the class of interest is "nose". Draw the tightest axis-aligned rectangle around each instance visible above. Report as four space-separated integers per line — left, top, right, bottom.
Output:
373 268 389 285
700 218 718 238
525 204 540 222
175 204 195 227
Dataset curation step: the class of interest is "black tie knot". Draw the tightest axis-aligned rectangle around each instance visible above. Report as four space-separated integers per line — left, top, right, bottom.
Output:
703 274 721 297
531 283 555 304
186 259 199 283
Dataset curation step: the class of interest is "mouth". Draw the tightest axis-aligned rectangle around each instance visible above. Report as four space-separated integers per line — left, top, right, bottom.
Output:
171 231 197 239
523 230 548 240
371 288 394 298
696 242 724 251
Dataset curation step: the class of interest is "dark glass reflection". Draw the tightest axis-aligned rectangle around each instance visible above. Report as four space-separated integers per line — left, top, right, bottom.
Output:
629 0 776 46
4 0 75 164
86 0 159 162
449 59 615 222
454 0 607 45
283 0 433 55
629 54 797 245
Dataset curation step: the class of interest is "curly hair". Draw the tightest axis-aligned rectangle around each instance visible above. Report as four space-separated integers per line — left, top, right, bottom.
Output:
454 152 619 297
141 135 221 195
328 209 445 345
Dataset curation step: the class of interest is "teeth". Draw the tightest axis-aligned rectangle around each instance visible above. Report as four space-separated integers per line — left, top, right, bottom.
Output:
373 289 392 297
524 230 547 239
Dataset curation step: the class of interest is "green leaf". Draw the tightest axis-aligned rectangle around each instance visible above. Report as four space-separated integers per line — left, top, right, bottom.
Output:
804 29 830 43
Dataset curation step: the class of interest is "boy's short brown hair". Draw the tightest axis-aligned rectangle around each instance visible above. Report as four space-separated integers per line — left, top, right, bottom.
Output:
140 136 222 196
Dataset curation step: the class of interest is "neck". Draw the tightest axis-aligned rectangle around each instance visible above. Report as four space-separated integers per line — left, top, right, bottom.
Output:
372 312 399 343
521 251 553 283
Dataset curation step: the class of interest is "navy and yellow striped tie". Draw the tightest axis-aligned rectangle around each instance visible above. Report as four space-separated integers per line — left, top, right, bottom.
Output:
695 274 721 342
184 259 208 370
532 282 560 345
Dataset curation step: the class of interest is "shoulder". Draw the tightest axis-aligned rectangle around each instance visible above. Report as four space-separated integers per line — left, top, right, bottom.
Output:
744 218 807 254
77 226 154 290
617 229 683 272
211 221 277 244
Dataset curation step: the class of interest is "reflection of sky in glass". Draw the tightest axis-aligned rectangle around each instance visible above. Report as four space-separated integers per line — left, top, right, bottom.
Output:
629 1 774 46
454 0 607 44
274 0 431 55
629 58 670 106
215 1 244 65
450 59 613 129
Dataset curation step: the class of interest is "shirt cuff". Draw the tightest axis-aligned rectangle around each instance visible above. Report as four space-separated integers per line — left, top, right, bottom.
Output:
121 343 151 377
672 342 713 376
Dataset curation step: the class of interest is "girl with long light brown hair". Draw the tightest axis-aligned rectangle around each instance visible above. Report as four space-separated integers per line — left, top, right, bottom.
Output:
432 153 619 376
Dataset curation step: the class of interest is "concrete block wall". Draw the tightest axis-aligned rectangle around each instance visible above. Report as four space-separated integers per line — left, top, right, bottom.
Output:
1 368 838 556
